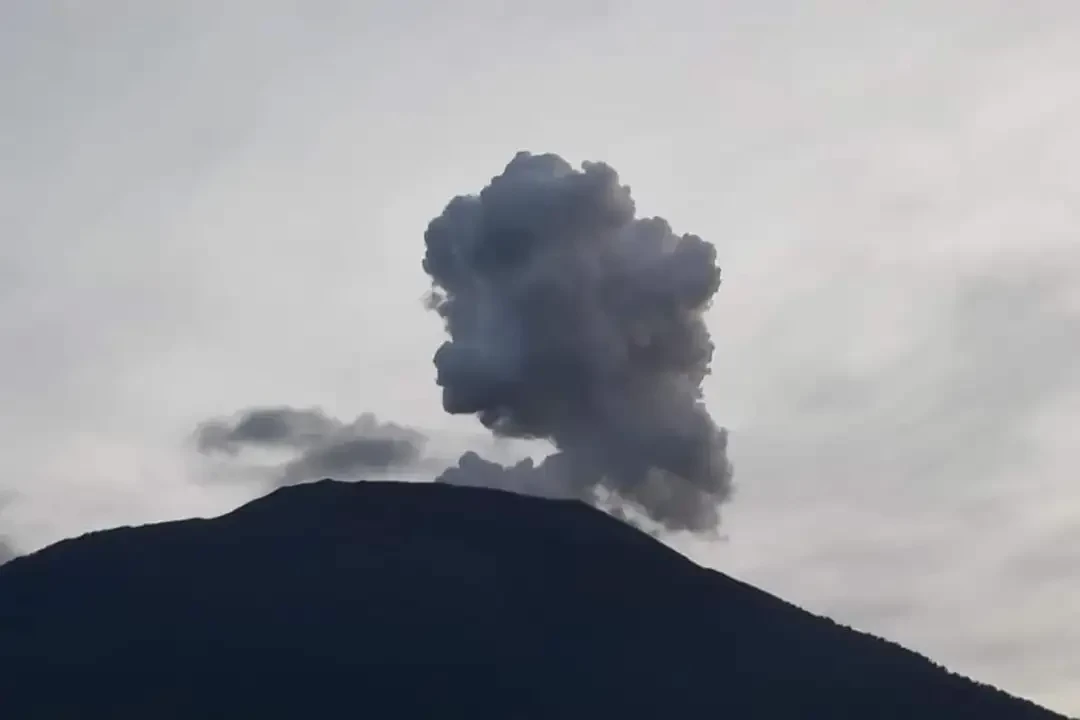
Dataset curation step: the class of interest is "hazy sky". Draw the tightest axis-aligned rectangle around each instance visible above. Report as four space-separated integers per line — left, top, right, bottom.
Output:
2 1 1079 713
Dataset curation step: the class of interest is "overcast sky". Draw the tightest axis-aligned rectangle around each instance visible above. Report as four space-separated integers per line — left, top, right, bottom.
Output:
2 1 1079 713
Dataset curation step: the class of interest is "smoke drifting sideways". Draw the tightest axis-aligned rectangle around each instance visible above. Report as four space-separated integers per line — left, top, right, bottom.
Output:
0 539 16 566
0 497 17 566
194 407 426 487
423 151 733 533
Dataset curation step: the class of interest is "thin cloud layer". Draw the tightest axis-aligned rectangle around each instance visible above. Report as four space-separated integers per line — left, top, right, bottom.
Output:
686 246 1080 711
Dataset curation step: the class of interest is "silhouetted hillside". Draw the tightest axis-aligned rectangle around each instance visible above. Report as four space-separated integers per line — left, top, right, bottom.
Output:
0 480 1067 719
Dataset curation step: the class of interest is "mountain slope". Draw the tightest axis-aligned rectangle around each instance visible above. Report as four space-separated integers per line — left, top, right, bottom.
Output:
0 479 1066 719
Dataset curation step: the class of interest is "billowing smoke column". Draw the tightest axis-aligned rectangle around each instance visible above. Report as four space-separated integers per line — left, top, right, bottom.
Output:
424 152 733 533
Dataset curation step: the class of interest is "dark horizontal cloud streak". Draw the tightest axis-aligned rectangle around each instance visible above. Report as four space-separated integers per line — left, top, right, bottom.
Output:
194 407 425 486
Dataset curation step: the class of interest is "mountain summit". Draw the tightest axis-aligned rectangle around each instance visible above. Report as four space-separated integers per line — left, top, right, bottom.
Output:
0 479 1066 719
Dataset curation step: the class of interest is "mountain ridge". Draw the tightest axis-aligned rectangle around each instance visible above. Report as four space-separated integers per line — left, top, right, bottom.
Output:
0 479 1068 719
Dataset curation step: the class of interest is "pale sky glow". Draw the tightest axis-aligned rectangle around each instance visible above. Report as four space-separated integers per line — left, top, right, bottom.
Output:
2 2 1079 712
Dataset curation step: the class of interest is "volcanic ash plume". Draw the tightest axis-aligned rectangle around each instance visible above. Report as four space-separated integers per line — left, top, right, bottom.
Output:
423 152 733 533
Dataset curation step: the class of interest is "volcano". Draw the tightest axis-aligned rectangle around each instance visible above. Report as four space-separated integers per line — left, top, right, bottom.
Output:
0 479 1065 719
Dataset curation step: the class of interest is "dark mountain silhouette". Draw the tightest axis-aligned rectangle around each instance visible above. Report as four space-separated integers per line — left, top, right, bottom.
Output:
0 479 1067 719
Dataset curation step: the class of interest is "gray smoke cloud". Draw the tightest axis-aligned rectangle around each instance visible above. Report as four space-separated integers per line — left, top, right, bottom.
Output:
0 497 16 566
194 407 426 486
0 539 15 567
423 151 733 533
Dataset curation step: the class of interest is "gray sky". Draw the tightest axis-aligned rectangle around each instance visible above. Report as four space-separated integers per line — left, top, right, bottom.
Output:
2 1 1078 713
